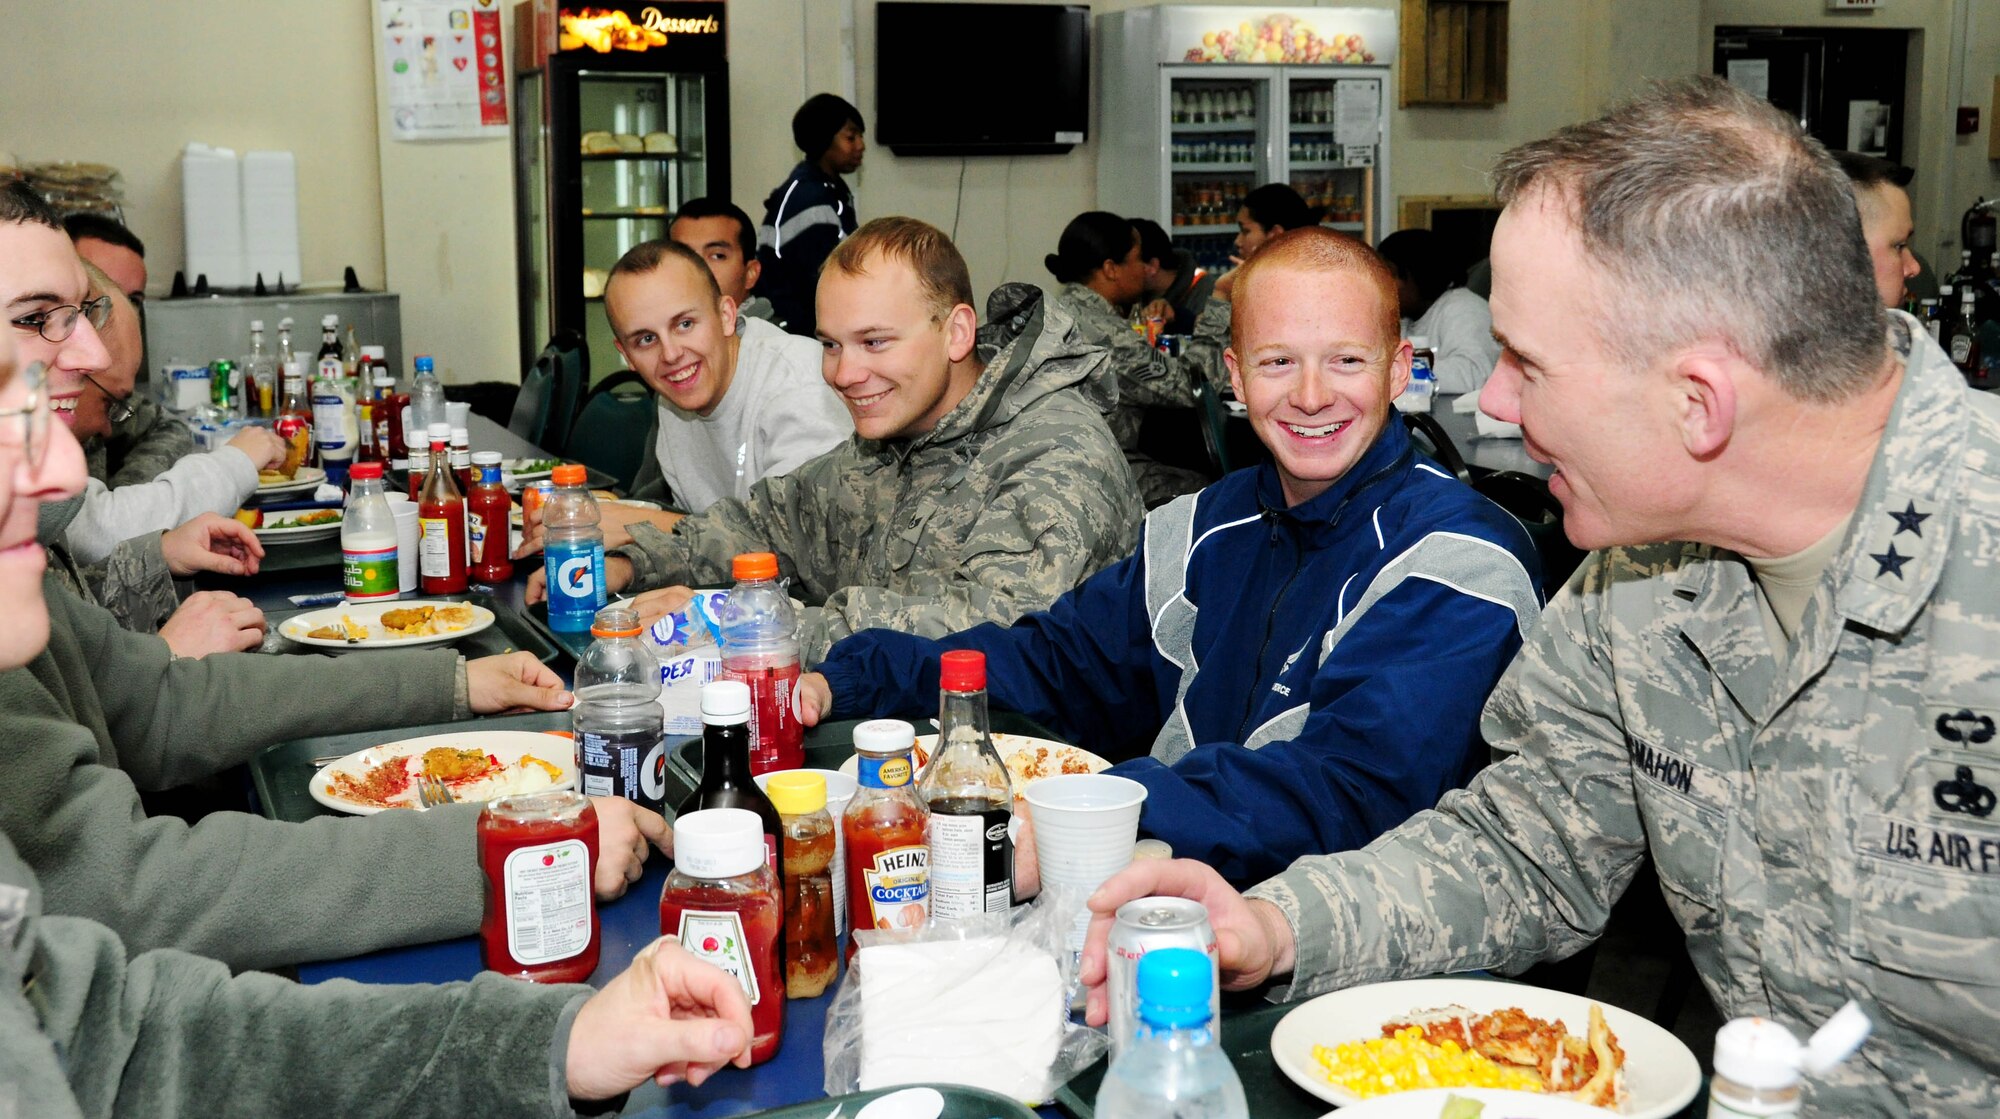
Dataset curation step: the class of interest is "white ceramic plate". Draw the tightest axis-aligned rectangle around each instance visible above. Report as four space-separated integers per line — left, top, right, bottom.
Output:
838 733 1110 791
254 513 343 543
278 599 495 649
507 458 561 481
1319 1087 1617 1119
256 466 327 495
1271 978 1701 1117
310 729 576 815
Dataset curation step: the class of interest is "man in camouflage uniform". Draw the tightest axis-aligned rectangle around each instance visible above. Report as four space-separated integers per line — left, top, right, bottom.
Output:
1081 78 2000 1114
530 217 1142 665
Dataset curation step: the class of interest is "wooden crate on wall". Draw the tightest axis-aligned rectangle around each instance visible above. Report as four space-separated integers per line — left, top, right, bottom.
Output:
1399 0 1509 108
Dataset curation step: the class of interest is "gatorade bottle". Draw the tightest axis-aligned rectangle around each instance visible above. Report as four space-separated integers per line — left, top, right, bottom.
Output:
572 605 667 813
717 552 803 774
542 464 606 632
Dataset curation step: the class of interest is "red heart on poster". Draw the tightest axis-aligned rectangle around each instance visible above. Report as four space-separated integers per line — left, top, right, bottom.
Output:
454 34 465 43
453 56 469 70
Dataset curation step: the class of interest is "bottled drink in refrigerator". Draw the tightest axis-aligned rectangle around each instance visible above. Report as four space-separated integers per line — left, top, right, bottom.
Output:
919 650 1012 921
542 463 606 632
573 604 667 813
718 552 803 774
1094 949 1246 1119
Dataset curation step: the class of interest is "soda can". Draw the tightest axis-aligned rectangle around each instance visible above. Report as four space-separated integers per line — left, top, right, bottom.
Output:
1108 895 1220 1059
521 478 555 523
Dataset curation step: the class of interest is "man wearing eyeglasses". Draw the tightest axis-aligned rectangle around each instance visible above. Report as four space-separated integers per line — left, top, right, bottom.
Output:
1 183 284 584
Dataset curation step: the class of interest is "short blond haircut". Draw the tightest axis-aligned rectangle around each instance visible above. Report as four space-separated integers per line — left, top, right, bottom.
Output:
1230 227 1400 350
822 217 975 323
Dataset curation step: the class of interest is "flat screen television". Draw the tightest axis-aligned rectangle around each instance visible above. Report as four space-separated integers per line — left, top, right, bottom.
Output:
875 3 1089 156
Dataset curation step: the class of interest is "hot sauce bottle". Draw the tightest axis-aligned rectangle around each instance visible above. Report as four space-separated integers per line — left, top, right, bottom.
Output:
479 789 600 984
766 771 838 997
417 422 468 594
466 450 514 584
661 808 785 1065
842 719 930 958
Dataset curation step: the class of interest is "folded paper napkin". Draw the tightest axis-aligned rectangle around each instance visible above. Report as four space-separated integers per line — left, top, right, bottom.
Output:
857 936 1063 1100
1451 393 1524 438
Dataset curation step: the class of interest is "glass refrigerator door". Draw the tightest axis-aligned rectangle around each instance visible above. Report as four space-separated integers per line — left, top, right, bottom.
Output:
576 68 709 377
1284 74 1380 244
1164 71 1273 274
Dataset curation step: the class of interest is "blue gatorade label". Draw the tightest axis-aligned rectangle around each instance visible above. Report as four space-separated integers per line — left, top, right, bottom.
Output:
544 539 606 631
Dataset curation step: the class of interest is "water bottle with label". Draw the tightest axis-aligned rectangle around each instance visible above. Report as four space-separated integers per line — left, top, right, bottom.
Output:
572 604 666 813
542 463 606 632
1396 335 1436 414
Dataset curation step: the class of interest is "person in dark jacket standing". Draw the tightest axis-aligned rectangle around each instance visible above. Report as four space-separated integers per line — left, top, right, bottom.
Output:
799 228 1543 886
758 93 865 336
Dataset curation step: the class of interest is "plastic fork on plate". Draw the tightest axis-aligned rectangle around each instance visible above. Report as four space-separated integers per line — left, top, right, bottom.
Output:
415 775 456 808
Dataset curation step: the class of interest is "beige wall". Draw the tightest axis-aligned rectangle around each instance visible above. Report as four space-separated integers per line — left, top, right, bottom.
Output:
0 0 388 297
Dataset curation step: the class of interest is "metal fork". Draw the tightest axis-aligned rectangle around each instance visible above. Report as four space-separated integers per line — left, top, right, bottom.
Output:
415 775 456 808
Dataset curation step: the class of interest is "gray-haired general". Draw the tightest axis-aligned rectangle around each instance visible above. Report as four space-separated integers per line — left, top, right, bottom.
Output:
1083 76 2000 1115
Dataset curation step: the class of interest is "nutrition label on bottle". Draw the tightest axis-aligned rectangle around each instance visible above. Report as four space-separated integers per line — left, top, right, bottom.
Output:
927 808 1011 919
502 839 591 964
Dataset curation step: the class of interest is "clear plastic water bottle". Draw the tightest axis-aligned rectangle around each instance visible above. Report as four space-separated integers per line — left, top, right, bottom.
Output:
717 552 803 774
410 354 448 436
1396 334 1437 414
542 463 606 632
572 605 667 813
1094 948 1247 1119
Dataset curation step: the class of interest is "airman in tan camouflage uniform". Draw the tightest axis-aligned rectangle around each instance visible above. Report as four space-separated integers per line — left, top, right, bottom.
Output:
583 219 1142 665
1080 79 2000 1114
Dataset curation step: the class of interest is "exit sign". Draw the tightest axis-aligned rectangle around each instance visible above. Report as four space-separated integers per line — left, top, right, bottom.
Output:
1827 0 1881 9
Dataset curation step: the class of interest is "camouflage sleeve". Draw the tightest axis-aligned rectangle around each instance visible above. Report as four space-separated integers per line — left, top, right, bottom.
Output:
1102 309 1227 409
1243 554 1651 998
79 534 180 636
615 453 838 593
105 395 197 489
798 419 1144 665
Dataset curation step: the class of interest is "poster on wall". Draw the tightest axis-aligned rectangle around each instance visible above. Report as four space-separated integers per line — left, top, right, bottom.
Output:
379 0 509 141
1157 7 1397 66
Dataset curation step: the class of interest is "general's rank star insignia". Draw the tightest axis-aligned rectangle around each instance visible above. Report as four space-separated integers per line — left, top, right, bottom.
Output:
1870 543 1912 580
1887 501 1930 537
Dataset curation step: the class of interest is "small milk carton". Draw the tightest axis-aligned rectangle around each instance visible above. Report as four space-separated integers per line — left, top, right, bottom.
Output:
644 589 729 735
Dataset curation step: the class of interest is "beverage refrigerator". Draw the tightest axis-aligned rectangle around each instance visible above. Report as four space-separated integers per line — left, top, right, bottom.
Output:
513 1 730 378
1097 6 1396 274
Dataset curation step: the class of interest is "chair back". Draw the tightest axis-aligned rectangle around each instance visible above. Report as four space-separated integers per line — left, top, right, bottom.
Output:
1192 379 1233 477
563 370 655 492
1402 411 1470 482
510 329 589 448
1472 469 1585 588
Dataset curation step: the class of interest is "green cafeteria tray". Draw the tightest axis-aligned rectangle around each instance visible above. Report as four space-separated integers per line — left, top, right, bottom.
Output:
249 532 342 573
249 709 579 822
1054 999 1326 1119
522 600 597 661
264 594 562 665
731 1085 1038 1119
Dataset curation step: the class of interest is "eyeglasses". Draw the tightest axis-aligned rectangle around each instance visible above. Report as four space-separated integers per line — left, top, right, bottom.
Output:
0 361 51 471
10 295 113 344
84 373 134 424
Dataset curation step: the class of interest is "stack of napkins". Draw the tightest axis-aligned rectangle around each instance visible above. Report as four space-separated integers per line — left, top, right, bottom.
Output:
857 936 1063 1100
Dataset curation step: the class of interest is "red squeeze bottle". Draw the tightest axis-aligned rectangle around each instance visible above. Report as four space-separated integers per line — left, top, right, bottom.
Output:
661 808 784 1064
467 451 514 584
417 422 468 594
478 790 600 984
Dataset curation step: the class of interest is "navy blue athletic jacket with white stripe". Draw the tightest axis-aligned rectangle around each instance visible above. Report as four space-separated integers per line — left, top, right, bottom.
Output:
756 161 857 336
816 417 1544 885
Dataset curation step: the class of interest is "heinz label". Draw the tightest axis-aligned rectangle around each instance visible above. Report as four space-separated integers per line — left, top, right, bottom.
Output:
676 909 760 1004
859 844 929 930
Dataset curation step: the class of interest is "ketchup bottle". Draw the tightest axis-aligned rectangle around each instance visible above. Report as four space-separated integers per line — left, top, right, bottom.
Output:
417 422 468 594
479 789 600 984
467 450 514 584
662 808 785 1064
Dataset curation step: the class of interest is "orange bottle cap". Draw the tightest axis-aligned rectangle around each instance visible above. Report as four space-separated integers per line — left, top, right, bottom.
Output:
551 463 586 485
732 552 779 581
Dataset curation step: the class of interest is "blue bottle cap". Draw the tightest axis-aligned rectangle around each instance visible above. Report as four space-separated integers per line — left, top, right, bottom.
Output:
1135 947 1214 1030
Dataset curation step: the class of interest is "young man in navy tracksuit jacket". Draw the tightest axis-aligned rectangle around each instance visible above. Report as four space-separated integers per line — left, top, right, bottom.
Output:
757 94 863 337
805 229 1544 887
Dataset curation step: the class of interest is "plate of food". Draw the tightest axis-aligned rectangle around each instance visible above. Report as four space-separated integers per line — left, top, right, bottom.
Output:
278 600 495 649
257 465 327 495
253 508 343 543
1319 1088 1618 1119
1270 978 1700 1117
838 732 1110 793
507 457 562 482
311 730 576 814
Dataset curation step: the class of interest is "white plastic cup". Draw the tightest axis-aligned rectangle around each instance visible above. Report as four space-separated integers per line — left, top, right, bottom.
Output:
388 500 419 593
446 400 471 430
1023 773 1147 958
755 767 858 936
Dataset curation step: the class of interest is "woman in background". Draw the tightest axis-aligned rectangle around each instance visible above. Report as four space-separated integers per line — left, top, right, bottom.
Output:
1377 228 1504 395
1216 183 1317 300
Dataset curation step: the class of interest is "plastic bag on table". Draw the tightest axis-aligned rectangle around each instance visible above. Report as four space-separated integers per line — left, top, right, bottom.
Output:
821 885 1109 1105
